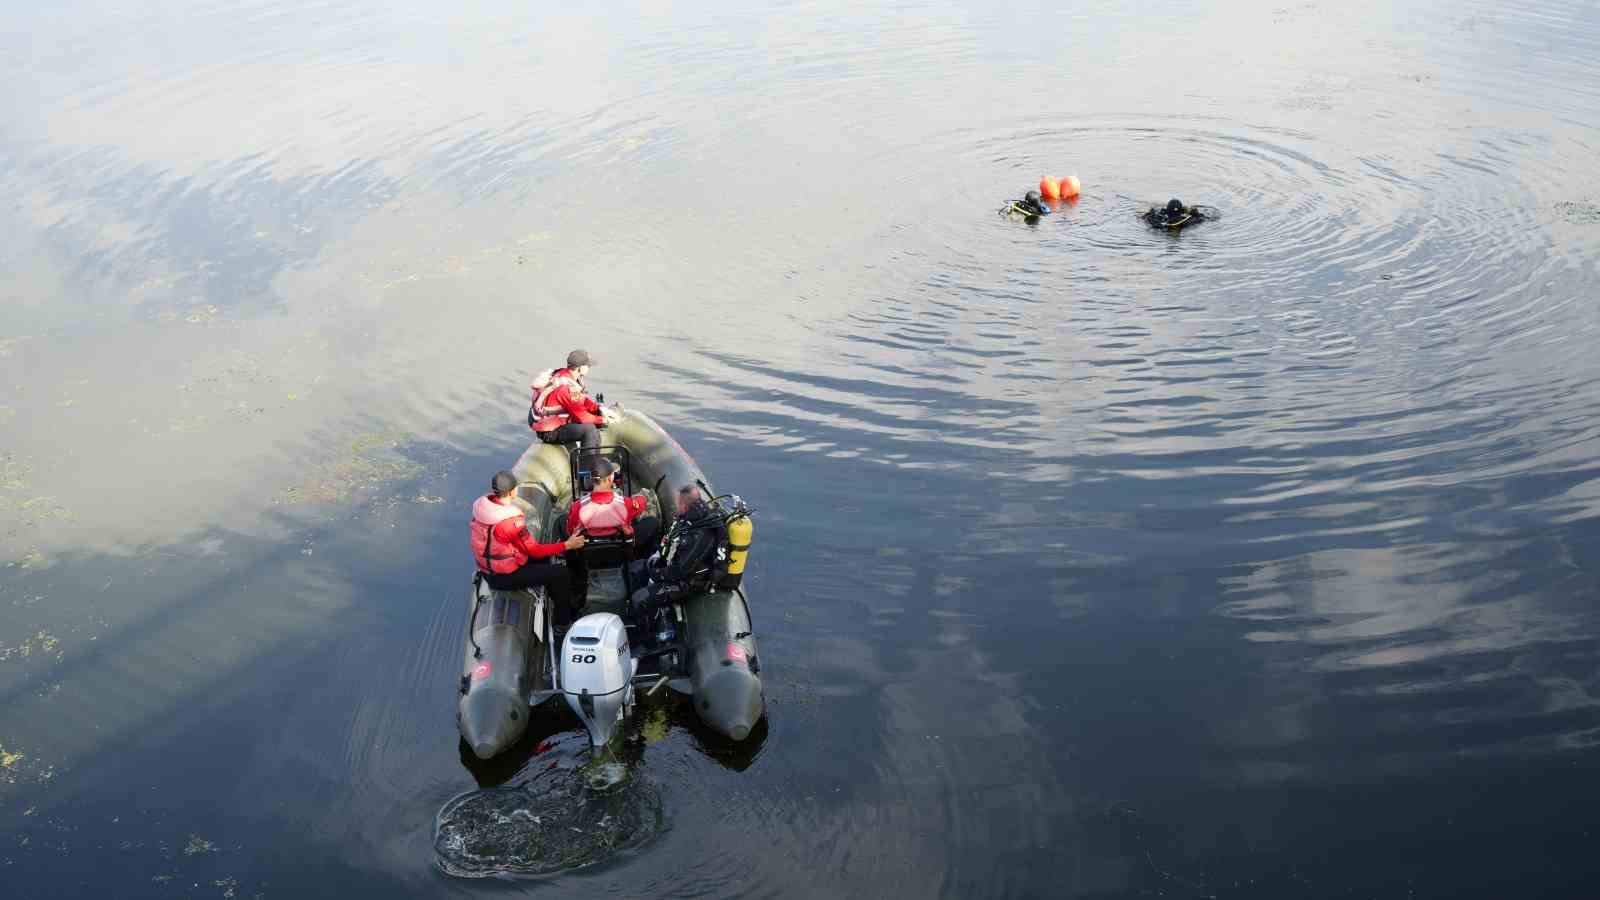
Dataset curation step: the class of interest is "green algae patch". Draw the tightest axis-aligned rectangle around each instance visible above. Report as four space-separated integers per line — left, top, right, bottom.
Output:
273 432 426 506
0 629 61 662
0 738 55 786
1 455 74 560
1556 200 1600 224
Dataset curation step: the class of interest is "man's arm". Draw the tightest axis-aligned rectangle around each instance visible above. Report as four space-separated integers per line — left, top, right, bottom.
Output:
624 494 649 522
555 385 606 425
496 517 568 560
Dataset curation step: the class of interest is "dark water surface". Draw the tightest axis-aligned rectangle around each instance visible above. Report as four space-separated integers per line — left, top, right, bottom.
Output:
5 0 1600 895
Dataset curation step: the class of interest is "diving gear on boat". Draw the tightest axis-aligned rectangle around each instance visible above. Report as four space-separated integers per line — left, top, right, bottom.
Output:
723 507 752 590
651 489 757 598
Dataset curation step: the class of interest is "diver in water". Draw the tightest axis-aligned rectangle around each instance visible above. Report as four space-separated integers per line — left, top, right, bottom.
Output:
1000 190 1052 219
1141 198 1212 230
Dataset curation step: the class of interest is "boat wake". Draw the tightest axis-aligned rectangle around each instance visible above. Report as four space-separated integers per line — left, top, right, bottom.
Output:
433 761 663 878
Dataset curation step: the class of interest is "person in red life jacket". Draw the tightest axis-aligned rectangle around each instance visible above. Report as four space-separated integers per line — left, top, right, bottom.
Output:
471 470 588 624
529 349 616 451
564 456 661 552
560 456 661 602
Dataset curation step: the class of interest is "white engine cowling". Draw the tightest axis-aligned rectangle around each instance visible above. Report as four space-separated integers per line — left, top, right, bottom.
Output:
560 613 634 748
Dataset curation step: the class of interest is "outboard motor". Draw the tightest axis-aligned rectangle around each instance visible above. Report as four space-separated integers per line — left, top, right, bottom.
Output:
560 613 634 748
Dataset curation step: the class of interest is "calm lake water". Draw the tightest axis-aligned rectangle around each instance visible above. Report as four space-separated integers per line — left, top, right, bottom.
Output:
4 0 1600 896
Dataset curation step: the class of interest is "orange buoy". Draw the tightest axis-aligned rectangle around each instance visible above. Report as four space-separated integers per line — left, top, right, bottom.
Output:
1060 175 1081 198
1039 176 1061 201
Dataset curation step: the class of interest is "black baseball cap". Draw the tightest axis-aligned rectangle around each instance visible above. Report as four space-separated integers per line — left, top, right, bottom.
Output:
590 457 618 479
566 349 594 368
491 470 518 494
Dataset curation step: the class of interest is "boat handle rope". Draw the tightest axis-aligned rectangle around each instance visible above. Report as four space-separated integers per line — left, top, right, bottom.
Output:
468 572 485 660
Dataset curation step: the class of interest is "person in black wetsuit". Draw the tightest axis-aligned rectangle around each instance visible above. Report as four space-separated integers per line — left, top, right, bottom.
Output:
1141 197 1211 230
1000 190 1052 219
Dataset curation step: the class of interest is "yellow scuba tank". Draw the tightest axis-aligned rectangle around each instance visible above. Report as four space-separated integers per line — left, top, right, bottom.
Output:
718 513 753 591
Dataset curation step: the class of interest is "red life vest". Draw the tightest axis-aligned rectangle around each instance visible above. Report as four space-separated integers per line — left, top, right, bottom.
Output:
470 495 528 574
529 368 585 433
577 493 632 537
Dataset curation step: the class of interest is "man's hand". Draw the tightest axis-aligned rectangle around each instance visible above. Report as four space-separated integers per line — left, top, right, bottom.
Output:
564 533 587 551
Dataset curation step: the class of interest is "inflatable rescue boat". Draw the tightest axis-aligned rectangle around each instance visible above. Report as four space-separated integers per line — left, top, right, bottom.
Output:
456 409 764 758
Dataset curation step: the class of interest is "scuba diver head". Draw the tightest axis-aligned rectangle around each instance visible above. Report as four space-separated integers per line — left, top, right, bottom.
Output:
676 485 705 517
1001 189 1051 219
1143 197 1207 229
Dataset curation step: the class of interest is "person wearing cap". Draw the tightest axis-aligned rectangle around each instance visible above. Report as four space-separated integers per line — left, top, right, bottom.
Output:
470 470 587 623
560 456 661 602
528 349 615 451
565 456 661 551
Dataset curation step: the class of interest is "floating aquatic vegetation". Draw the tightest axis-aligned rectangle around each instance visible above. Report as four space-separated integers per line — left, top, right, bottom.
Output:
0 739 55 786
0 455 74 560
0 453 30 492
185 304 220 324
1 549 46 569
0 629 61 663
274 432 424 506
1555 200 1600 225
637 703 672 745
148 302 221 324
434 762 662 878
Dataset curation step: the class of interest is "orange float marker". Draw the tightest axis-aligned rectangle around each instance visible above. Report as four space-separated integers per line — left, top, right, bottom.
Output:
1060 175 1081 198
1039 176 1061 201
